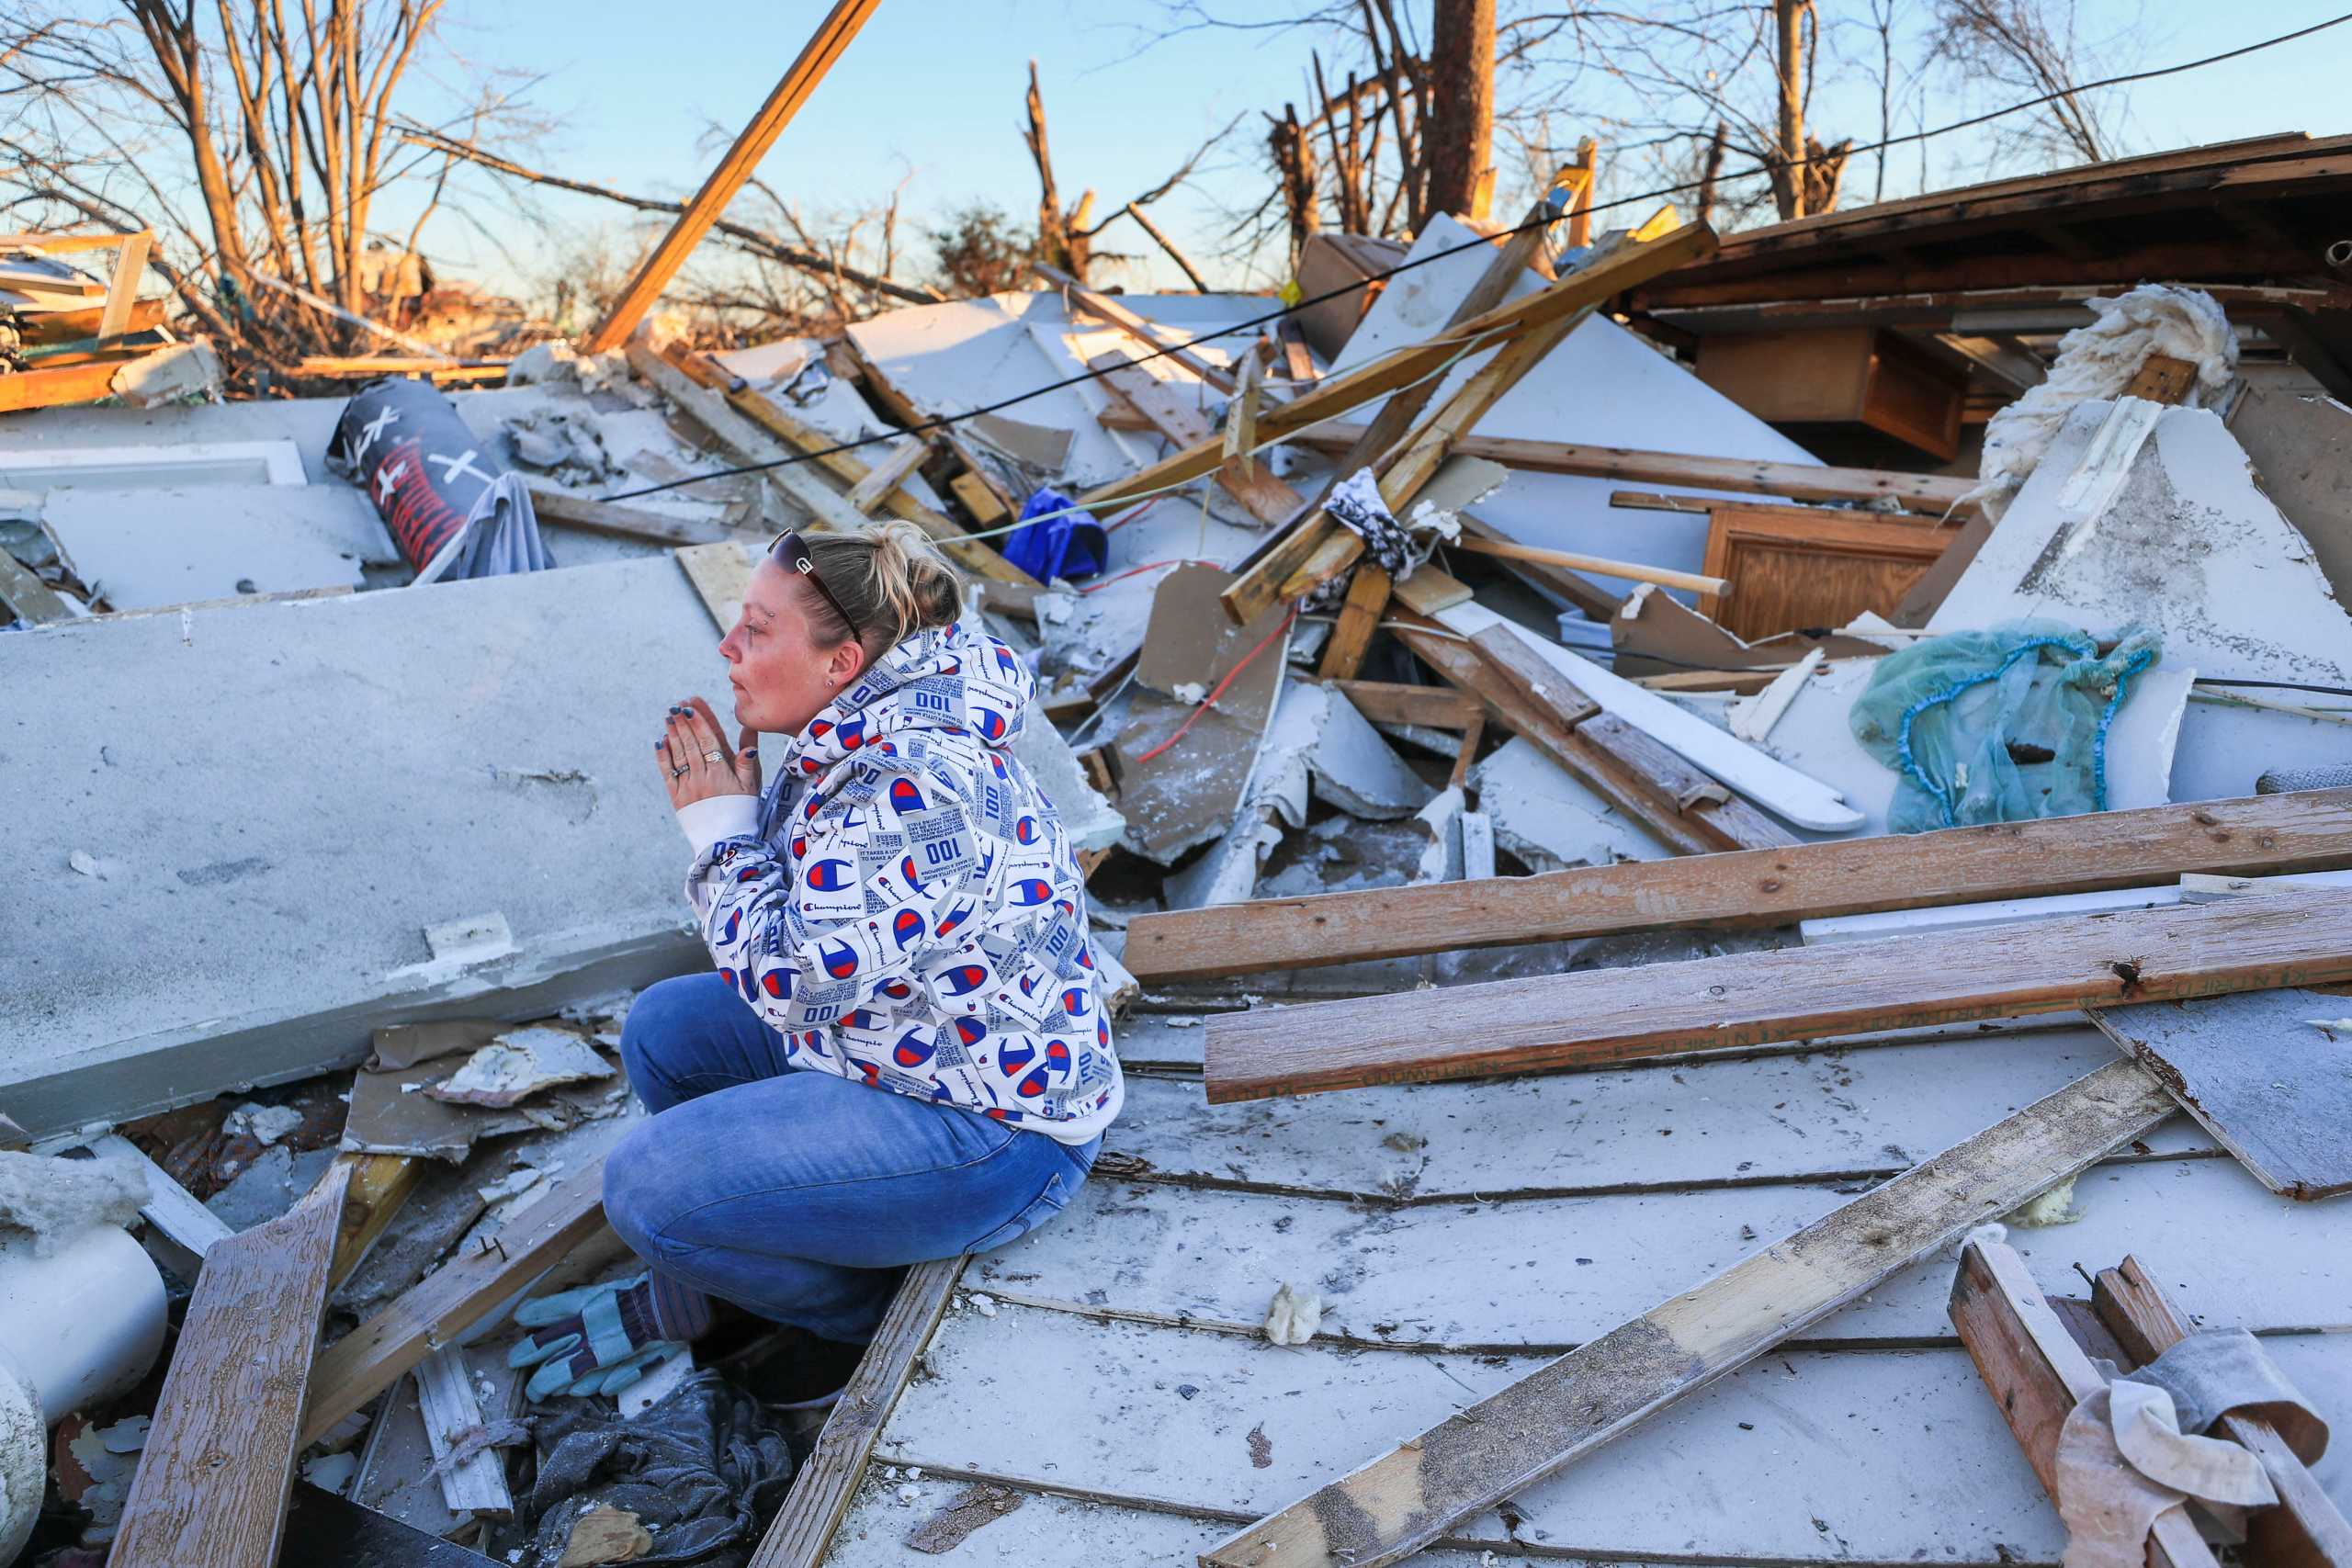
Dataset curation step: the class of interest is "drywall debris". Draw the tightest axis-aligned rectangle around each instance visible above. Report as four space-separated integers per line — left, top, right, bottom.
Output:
302 1450 360 1495
0 1150 146 1257
1262 1281 1323 1346
221 1101 304 1146
425 1027 616 1109
66 849 104 880
1470 737 1670 870
1969 284 2236 503
109 340 221 408
203 1144 335 1231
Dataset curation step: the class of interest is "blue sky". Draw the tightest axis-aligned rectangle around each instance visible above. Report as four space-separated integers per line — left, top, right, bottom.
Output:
402 1 2352 301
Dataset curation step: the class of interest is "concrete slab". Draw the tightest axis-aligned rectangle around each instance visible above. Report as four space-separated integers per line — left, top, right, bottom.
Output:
43 485 392 609
0 554 722 1136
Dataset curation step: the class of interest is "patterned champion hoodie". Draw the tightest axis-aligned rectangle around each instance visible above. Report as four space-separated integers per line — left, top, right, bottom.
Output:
676 618 1122 1145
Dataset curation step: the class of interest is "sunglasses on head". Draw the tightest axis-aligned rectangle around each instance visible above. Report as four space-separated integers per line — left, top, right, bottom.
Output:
768 530 862 642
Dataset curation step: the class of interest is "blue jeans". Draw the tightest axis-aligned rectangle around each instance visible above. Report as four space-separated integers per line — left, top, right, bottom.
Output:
603 973 1099 1343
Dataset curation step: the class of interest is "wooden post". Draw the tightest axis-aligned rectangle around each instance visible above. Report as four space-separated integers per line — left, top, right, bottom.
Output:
96 231 152 342
582 0 881 354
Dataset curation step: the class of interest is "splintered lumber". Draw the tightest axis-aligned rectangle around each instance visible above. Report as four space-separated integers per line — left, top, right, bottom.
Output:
1451 534 1733 596
1084 350 1302 525
2092 1256 2352 1568
844 437 930 513
300 1154 609 1446
749 1256 965 1567
1040 263 1240 391
109 1157 358 1568
673 349 1043 593
1329 680 1480 728
1396 616 1795 854
583 0 880 352
1235 253 1623 633
1293 424 1980 516
1948 1237 2219 1568
1074 221 1716 520
1126 786 2352 983
527 487 728 547
2090 987 2352 1200
628 343 873 535
329 1153 422 1291
1201 1059 2177 1568
1201 886 2352 1103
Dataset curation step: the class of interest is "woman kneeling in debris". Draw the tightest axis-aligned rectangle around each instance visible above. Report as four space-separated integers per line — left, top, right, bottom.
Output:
510 521 1122 1406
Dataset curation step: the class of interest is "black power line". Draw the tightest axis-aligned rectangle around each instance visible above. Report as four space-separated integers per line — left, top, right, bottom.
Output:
599 11 2352 506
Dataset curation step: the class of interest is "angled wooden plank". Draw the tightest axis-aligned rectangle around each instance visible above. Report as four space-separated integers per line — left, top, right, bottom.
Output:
1950 1237 2217 1568
1294 425 1979 516
301 1154 610 1447
1329 681 1479 729
1073 222 1717 518
1084 351 1303 525
676 539 757 632
2090 987 2352 1200
844 437 931 514
1202 887 2352 1104
96 230 150 341
583 0 881 351
1201 1060 2177 1568
110 1157 357 1568
529 487 728 547
2093 1255 2352 1568
1126 788 2352 984
750 1255 964 1567
627 343 874 535
682 352 1043 592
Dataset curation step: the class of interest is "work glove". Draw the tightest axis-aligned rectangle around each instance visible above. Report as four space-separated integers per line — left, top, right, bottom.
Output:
506 1273 685 1401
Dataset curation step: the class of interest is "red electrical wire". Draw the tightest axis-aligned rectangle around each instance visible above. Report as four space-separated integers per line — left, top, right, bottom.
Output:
1130 606 1300 765
1078 558 1221 594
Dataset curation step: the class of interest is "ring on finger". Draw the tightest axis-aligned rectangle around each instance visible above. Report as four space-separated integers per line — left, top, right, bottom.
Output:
701 750 724 763
670 764 690 779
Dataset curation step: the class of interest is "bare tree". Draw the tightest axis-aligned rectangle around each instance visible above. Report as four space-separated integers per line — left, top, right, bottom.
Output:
1018 60 1234 288
1930 0 2123 165
0 0 539 378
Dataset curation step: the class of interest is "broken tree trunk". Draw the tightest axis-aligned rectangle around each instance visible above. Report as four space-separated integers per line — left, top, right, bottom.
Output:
1201 886 2352 1103
1124 786 2352 983
1201 1059 2177 1568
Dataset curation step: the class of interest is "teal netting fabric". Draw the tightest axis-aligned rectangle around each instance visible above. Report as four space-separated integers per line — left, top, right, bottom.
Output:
1849 620 2164 833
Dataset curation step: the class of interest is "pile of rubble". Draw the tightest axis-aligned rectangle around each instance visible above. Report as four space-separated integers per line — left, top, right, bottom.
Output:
5 131 2352 1568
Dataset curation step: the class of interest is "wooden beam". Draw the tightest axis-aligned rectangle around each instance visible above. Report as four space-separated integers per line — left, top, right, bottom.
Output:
628 342 874 535
0 355 130 412
2092 1256 2352 1568
749 1256 965 1566
1204 1060 2178 1568
1451 534 1732 597
1949 1237 2219 1568
844 437 930 514
679 350 1044 593
300 1155 610 1447
1329 681 1481 729
328 1154 422 1292
1038 263 1239 391
1292 423 1978 516
1127 787 2352 983
1085 350 1303 526
95 230 149 341
1201 885 2352 1103
582 0 880 353
110 1158 357 1568
527 487 729 547
1073 221 1717 518
1400 617 1794 856
1314 562 1392 681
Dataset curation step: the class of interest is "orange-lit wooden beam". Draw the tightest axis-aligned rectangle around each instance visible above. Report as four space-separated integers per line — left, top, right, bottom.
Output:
582 0 881 353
